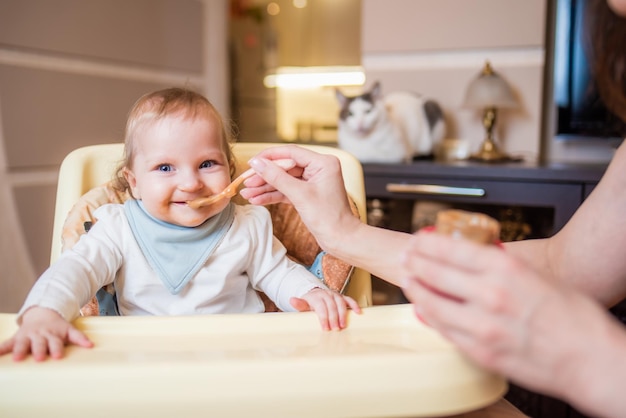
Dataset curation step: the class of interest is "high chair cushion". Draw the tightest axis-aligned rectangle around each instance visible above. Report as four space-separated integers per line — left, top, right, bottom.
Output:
60 182 357 315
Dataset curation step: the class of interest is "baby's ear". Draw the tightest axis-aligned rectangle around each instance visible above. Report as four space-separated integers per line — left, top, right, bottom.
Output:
123 168 139 198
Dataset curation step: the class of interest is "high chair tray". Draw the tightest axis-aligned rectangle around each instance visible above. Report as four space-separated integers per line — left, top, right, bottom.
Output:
0 304 506 418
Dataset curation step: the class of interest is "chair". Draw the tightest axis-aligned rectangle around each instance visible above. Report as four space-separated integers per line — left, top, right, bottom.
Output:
50 142 372 308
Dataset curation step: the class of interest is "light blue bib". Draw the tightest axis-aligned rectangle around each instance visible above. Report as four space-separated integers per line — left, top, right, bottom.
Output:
124 200 235 294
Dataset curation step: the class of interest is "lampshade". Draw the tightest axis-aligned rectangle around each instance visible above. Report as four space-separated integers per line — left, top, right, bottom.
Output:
462 61 518 109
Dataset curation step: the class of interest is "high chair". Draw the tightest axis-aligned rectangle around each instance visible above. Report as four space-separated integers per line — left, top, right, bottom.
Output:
0 146 511 418
50 142 372 309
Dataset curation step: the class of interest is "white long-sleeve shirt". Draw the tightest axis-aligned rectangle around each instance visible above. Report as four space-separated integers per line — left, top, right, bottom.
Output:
19 204 322 321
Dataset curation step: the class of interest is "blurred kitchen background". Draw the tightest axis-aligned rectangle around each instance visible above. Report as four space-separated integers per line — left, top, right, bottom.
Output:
230 0 361 143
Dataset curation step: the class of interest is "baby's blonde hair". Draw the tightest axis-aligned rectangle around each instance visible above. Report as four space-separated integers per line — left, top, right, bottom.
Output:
112 87 237 193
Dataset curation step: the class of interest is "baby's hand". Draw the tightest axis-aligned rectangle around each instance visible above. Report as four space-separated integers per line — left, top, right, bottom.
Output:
290 288 362 331
0 307 93 361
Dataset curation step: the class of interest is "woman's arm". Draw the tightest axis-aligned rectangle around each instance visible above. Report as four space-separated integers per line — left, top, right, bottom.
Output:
506 143 626 306
242 145 414 287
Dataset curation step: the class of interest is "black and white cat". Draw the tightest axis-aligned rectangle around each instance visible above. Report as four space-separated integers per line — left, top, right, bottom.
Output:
336 81 446 163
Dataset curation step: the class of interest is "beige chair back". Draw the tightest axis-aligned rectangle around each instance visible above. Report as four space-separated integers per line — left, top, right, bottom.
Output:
51 142 372 307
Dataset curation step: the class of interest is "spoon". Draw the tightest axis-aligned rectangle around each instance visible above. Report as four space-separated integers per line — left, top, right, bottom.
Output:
187 158 296 209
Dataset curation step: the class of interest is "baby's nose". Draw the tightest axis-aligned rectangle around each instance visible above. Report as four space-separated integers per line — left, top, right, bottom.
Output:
178 172 204 192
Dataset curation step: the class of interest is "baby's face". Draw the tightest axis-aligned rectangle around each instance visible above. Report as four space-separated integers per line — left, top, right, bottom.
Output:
125 114 231 227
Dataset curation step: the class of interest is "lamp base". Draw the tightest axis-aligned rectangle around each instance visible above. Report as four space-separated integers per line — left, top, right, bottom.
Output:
469 137 524 163
469 148 523 163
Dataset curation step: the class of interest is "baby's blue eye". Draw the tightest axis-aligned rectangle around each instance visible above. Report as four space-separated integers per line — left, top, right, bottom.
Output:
157 164 172 172
200 160 215 169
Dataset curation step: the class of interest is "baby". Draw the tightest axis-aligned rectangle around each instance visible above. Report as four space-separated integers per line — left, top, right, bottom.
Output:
0 87 360 361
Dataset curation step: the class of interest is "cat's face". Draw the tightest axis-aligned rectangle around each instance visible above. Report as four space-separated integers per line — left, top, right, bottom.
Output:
339 96 384 136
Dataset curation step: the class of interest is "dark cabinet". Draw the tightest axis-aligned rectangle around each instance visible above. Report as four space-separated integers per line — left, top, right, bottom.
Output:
363 160 607 235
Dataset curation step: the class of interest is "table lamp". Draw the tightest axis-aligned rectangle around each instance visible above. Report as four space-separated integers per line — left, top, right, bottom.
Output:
462 61 520 162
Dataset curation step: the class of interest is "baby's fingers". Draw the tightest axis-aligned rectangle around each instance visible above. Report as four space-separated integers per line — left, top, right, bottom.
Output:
314 301 331 331
46 327 92 360
291 292 357 331
322 294 363 330
9 334 38 361
47 336 66 360
0 337 15 357
344 296 362 314
68 327 94 349
29 334 50 362
324 294 345 331
0 337 29 362
299 294 332 331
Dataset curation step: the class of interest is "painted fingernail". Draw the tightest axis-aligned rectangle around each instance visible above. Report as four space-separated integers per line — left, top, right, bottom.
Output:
414 306 429 325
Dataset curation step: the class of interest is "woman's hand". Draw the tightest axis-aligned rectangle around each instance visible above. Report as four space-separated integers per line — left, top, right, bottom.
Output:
242 145 345 206
241 144 414 285
290 288 362 331
400 230 626 415
241 145 361 253
0 306 93 361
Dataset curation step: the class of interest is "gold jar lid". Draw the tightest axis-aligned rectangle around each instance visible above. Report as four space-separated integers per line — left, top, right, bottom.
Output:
435 209 500 245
